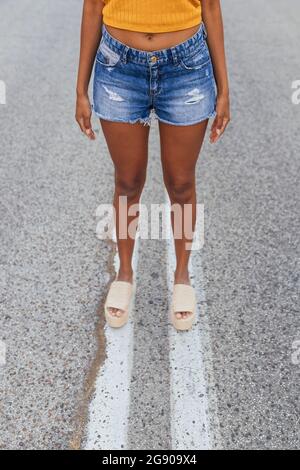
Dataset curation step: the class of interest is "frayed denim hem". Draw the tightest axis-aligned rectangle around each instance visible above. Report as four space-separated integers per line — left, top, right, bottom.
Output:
92 107 152 127
92 105 216 128
154 108 216 127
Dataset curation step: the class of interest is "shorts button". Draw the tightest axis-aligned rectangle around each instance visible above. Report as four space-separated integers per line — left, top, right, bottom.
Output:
150 56 157 63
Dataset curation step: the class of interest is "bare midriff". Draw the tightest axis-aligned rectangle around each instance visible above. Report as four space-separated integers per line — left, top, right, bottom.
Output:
105 24 201 52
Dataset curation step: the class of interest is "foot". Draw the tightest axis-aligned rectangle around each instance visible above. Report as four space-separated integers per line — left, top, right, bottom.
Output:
108 270 133 317
174 271 193 320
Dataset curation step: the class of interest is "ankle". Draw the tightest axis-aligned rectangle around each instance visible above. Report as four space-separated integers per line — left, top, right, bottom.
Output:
117 268 133 283
174 270 190 285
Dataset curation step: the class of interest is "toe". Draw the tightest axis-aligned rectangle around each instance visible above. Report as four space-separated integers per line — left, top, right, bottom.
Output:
108 307 120 317
175 311 192 320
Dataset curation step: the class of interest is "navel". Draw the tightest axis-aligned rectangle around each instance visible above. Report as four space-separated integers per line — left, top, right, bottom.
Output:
145 33 155 41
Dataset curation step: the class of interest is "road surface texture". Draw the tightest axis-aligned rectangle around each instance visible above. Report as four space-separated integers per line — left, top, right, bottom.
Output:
0 0 299 450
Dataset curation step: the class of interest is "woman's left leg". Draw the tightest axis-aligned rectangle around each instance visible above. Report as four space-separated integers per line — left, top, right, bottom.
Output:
159 119 208 319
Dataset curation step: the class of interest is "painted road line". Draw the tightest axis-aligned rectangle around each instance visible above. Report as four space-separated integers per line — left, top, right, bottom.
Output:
84 235 139 450
166 195 219 450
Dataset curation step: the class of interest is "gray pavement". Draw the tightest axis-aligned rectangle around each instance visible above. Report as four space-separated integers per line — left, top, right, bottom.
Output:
0 0 299 450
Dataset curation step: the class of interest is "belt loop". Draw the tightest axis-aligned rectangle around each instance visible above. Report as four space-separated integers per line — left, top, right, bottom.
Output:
121 45 129 63
171 47 178 65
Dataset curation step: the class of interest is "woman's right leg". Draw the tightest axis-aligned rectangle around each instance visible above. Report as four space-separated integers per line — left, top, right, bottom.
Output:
100 119 150 316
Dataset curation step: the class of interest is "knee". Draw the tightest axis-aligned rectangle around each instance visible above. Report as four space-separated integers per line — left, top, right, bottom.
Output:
115 173 146 200
166 178 195 204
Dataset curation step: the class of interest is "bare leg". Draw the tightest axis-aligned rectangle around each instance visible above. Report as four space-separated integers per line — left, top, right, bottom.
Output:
100 119 150 316
159 120 208 319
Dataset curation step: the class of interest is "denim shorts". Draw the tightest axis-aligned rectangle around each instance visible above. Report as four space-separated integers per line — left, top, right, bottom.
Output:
93 23 217 126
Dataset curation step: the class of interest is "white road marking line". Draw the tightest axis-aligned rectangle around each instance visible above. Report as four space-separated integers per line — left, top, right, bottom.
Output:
84 233 139 450
166 194 217 450
85 194 220 450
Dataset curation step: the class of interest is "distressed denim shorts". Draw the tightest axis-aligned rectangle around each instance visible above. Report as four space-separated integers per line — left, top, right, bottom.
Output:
93 23 217 126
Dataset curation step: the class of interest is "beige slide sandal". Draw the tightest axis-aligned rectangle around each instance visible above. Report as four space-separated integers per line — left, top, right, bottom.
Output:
104 280 134 328
171 284 196 331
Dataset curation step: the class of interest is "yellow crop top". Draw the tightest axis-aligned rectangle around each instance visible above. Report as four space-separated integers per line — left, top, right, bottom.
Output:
102 0 202 33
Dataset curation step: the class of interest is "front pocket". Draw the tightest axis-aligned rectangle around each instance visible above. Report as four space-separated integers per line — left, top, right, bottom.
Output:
179 44 210 72
96 41 121 67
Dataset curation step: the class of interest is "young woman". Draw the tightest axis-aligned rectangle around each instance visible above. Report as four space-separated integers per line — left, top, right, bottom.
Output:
76 0 230 331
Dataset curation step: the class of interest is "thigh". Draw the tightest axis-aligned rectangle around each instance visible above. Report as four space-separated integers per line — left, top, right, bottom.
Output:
159 120 208 181
100 120 150 176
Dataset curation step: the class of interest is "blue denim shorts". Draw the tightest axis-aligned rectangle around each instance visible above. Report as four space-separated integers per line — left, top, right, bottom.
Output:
93 23 217 126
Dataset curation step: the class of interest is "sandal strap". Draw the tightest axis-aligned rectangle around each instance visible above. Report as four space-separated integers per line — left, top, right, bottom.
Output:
106 281 133 311
173 284 196 313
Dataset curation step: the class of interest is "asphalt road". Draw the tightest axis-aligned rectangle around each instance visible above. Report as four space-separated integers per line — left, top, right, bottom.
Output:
0 0 299 450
